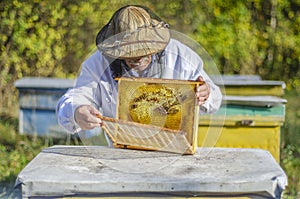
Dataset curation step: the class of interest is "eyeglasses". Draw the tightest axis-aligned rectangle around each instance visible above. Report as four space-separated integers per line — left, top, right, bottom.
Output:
124 55 151 64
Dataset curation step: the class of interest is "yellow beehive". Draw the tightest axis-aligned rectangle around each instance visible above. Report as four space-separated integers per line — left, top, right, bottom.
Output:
198 95 286 162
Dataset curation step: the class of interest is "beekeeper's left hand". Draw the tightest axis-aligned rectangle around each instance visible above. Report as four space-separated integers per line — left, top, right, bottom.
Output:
195 76 210 106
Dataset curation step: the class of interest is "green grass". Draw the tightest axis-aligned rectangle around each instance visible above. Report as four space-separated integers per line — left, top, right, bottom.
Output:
280 89 300 197
0 113 81 198
0 90 299 198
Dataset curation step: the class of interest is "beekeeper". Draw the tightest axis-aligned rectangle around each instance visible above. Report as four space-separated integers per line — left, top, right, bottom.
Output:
56 5 222 134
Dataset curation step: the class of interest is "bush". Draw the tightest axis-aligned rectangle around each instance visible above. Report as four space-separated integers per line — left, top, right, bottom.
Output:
280 90 300 197
0 122 45 183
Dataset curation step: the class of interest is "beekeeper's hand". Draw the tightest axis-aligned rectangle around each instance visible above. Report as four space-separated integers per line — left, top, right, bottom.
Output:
195 76 210 106
74 105 103 130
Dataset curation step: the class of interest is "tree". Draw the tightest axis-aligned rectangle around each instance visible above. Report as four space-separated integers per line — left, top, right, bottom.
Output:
1 0 300 115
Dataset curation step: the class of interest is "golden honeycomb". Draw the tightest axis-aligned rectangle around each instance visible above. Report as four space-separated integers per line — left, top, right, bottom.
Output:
128 84 183 130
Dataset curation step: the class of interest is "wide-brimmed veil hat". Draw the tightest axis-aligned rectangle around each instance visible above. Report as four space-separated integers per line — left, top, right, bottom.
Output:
96 5 170 59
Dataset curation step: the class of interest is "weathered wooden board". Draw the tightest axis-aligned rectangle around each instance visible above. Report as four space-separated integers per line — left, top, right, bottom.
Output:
16 146 287 198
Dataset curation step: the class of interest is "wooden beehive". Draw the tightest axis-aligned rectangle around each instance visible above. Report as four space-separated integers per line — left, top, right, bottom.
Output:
104 77 201 154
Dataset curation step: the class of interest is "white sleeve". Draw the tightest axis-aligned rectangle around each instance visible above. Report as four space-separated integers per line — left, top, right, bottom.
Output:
200 78 223 114
56 86 96 133
56 52 104 133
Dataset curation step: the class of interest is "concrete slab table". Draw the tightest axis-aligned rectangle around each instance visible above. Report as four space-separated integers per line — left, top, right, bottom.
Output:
16 145 287 198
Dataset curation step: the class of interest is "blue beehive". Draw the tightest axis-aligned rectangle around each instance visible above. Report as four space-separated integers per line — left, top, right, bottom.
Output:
14 77 75 137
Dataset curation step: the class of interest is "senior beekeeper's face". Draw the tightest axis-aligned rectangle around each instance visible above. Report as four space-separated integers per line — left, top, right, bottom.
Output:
96 5 170 67
124 54 152 71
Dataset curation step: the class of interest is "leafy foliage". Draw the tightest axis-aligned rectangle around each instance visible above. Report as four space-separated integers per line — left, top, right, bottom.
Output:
1 0 300 112
281 90 300 197
175 0 300 82
0 0 125 113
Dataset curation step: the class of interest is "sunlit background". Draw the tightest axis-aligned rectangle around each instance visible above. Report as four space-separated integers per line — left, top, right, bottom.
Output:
0 0 299 198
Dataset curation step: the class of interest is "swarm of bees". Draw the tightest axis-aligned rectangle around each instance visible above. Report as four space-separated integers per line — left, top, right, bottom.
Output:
129 84 186 130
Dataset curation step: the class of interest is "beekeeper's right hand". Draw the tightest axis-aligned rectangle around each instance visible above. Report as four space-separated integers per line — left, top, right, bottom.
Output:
74 105 103 130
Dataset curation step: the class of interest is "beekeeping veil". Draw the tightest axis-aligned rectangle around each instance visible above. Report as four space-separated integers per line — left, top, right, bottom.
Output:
96 5 170 59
